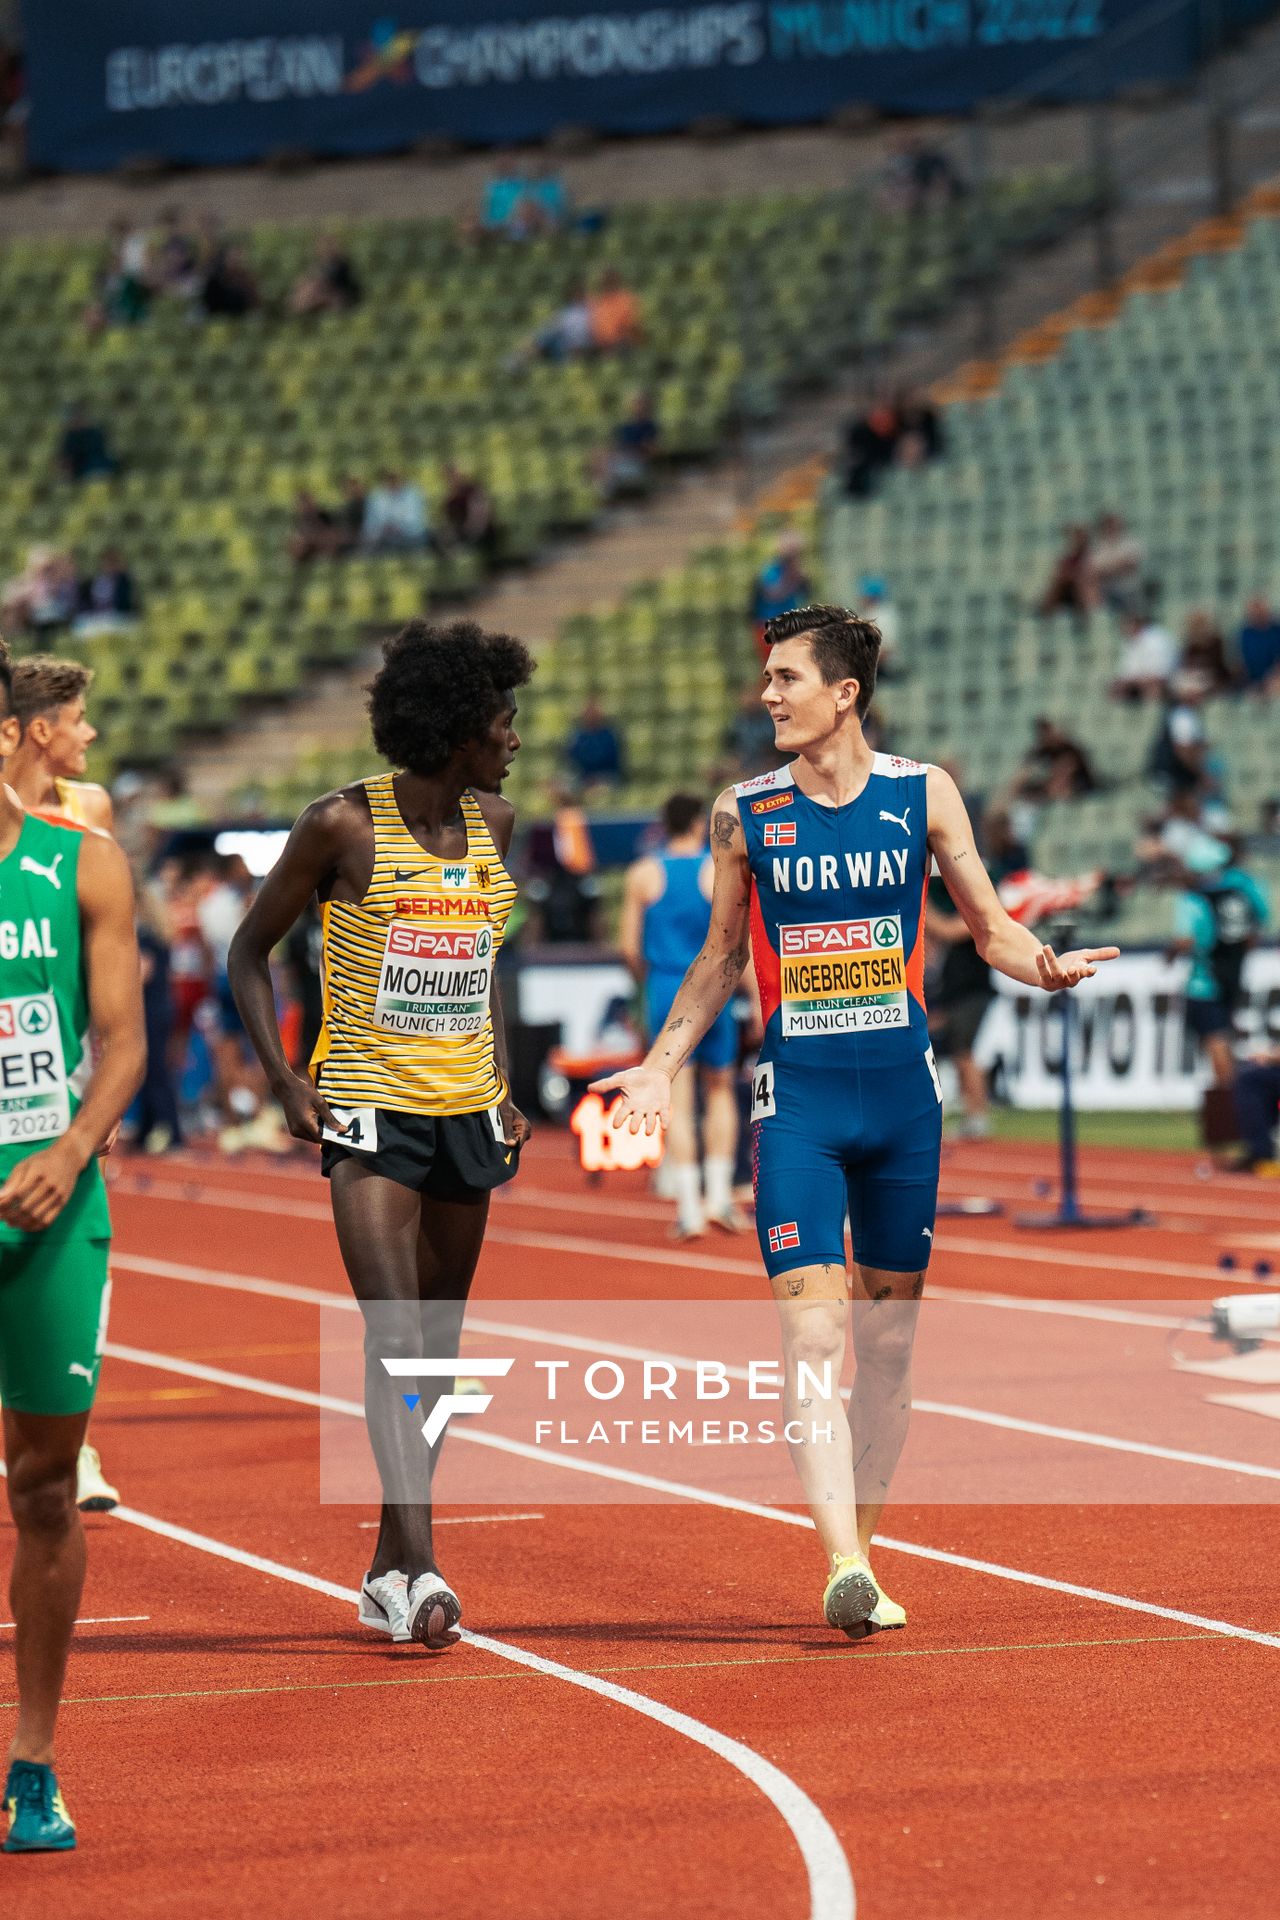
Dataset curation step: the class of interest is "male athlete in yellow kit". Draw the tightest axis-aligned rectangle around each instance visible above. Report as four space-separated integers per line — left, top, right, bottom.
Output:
3 658 119 1514
229 621 534 1647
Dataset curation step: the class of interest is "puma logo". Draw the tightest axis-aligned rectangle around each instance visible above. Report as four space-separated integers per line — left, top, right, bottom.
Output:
20 852 63 890
921 1227 933 1241
879 807 910 835
67 1361 96 1383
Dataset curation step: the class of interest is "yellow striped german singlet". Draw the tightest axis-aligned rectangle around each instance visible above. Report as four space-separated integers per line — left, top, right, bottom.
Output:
311 773 518 1116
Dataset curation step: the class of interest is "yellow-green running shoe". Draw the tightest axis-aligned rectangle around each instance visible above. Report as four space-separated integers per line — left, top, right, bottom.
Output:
3 1761 76 1852
822 1554 878 1631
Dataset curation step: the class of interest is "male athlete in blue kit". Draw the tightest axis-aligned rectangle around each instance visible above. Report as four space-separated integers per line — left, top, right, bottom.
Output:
594 606 1118 1636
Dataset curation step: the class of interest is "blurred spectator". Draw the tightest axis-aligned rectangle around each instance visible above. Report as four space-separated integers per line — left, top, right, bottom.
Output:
1202 838 1269 1018
1254 796 1280 857
465 156 532 242
523 161 571 234
289 236 362 316
361 471 430 551
723 683 778 778
1090 511 1146 616
843 392 899 498
58 405 117 483
1145 790 1228 876
201 244 260 319
197 853 287 1151
85 218 151 331
153 207 204 303
1232 1050 1280 1172
74 547 138 635
596 390 660 500
523 785 600 942
1180 609 1235 696
332 475 368 554
285 900 326 1069
565 698 624 790
441 464 499 559
751 533 810 657
927 873 993 1138
588 269 643 352
288 489 341 566
2 544 78 635
525 283 594 364
1038 525 1097 621
859 576 900 676
1148 672 1211 796
1015 717 1097 803
877 132 964 214
893 389 943 471
1168 852 1240 1090
131 883 183 1154
1237 596 1280 693
1112 608 1176 699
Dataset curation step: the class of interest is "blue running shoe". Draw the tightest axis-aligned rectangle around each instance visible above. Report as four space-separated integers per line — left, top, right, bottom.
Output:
3 1761 76 1852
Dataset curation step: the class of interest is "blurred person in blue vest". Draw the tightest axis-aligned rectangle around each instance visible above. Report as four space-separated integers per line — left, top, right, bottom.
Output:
619 793 745 1239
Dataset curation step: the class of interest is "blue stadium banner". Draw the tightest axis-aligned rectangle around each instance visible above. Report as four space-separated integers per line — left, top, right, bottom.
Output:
21 0 1242 174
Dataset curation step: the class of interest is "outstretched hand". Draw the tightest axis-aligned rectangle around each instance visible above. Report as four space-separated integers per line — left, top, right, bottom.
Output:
588 1067 672 1136
1036 944 1120 991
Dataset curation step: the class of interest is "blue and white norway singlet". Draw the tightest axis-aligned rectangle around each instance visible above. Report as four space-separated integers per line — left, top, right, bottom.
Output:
733 755 943 1278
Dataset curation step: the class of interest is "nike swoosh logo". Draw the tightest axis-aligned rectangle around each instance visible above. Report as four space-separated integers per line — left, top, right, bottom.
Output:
503 1151 513 1164
393 868 429 883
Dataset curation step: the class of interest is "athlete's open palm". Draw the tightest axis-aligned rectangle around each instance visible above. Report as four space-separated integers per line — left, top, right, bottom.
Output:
1036 944 1121 990
588 1067 671 1136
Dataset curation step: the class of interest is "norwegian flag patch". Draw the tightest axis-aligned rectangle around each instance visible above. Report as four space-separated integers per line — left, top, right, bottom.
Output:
768 1221 801 1253
763 821 797 847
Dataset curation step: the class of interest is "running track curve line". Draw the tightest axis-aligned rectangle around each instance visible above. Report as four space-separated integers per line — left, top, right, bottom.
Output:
110 1501 855 1920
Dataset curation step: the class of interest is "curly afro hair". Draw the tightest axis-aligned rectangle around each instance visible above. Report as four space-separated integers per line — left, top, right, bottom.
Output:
368 619 535 777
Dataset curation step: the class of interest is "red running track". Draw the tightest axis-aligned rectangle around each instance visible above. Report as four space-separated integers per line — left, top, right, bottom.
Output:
2 1135 1278 1920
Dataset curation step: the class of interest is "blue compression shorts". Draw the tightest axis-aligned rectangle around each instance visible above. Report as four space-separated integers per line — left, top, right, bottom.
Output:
645 972 738 1070
750 1049 943 1277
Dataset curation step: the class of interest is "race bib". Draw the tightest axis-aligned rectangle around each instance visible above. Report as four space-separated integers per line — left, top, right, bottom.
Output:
750 1060 776 1121
0 991 70 1144
321 1105 379 1153
374 918 494 1037
778 914 908 1037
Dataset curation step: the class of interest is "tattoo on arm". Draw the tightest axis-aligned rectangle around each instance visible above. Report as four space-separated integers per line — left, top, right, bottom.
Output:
949 850 968 864
712 810 739 849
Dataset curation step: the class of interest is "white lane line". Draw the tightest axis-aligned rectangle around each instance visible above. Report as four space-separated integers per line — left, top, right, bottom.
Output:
0 1615 149 1630
110 1182 1247 1285
106 1262 1280 1480
100 1342 1280 1652
357 1513 545 1528
108 1501 854 1920
110 1249 1233 1336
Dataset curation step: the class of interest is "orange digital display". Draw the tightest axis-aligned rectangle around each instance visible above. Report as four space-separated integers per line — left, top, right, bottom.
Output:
570 1092 664 1172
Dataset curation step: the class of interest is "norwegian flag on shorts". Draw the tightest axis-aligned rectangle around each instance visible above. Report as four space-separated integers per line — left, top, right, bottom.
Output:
763 821 796 847
768 1221 801 1253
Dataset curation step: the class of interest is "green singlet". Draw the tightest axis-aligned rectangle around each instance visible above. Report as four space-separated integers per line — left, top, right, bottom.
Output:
0 814 111 1415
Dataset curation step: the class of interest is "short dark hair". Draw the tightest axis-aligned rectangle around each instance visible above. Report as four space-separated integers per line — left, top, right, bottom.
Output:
10 656 94 733
367 619 535 777
763 604 881 719
0 635 11 719
661 792 704 839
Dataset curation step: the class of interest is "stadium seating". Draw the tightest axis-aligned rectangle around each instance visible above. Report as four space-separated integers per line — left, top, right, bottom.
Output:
824 202 1280 938
0 169 1092 779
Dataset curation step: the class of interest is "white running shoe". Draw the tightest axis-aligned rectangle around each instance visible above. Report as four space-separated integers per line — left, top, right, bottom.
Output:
406 1572 462 1647
358 1570 412 1643
76 1445 118 1513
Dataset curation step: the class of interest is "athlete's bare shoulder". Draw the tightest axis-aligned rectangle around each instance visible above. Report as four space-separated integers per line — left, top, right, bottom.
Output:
710 787 746 852
62 778 114 833
298 781 373 844
470 787 515 857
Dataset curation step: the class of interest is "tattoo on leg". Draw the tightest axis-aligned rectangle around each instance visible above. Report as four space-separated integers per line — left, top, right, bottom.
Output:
800 1396 813 1409
911 1273 925 1299
872 1284 893 1302
786 1275 804 1296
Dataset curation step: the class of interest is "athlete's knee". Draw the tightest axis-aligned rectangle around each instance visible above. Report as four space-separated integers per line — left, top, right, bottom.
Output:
778 1297 847 1382
853 1300 918 1377
6 1452 79 1537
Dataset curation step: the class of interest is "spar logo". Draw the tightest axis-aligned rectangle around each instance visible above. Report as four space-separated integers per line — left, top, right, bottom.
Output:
386 922 493 962
779 919 874 955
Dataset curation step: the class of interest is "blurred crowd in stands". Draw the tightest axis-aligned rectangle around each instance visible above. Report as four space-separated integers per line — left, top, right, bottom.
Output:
3 543 138 636
287 467 500 565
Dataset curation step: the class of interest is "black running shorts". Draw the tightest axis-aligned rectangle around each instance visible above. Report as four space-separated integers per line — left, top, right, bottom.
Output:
320 1103 520 1201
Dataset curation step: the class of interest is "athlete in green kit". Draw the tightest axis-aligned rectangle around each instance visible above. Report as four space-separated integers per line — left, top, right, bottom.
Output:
0 638 145 1855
